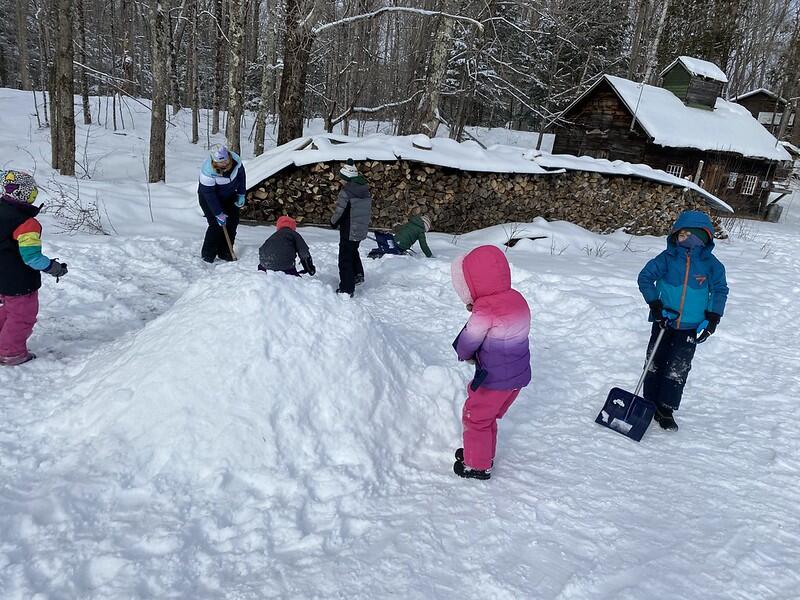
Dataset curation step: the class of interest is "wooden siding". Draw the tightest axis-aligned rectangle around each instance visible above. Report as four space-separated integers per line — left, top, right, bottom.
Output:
685 78 723 110
553 78 780 216
662 67 690 101
552 81 649 163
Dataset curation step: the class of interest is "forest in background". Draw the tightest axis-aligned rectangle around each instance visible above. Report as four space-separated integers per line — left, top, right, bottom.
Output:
0 0 797 182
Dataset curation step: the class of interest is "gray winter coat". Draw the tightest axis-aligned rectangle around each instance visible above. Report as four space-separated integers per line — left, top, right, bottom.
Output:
331 181 372 242
259 228 311 271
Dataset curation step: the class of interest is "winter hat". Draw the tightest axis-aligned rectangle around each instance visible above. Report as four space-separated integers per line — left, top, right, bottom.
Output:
2 170 38 204
276 215 297 231
339 158 359 180
421 215 432 232
209 144 230 163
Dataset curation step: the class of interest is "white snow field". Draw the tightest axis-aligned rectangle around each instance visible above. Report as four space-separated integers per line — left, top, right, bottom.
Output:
1 88 799 599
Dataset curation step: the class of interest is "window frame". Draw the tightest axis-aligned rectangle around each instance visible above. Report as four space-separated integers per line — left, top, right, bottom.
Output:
665 164 684 178
742 175 758 196
727 172 738 189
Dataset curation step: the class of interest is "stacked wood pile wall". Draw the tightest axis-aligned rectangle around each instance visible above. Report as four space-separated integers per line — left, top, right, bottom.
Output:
244 160 718 236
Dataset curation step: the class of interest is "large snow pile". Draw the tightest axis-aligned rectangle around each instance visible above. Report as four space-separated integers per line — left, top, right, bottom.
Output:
46 268 461 486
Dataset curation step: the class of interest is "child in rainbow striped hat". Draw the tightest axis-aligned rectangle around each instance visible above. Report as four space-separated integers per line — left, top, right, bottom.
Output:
0 171 68 365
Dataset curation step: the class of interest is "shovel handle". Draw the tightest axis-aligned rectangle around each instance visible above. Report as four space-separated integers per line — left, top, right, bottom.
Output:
633 326 666 398
222 226 237 261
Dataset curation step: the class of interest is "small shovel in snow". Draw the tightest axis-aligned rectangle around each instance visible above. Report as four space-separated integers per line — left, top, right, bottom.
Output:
595 326 667 442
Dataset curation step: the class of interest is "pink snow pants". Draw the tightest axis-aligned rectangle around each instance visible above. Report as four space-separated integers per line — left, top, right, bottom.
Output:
462 385 520 471
0 291 39 358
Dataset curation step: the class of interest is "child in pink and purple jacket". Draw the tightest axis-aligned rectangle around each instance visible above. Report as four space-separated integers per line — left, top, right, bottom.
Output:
451 245 531 480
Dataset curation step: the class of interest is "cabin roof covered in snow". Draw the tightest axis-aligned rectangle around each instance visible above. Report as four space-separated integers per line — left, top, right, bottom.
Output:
244 133 733 213
780 140 800 157
731 88 787 103
568 75 791 162
660 56 729 83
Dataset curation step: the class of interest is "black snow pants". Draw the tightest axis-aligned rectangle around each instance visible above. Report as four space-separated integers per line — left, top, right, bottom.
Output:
200 196 240 262
337 240 363 295
643 323 698 411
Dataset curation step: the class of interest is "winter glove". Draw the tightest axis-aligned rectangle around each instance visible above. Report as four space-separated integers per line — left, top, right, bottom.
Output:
648 299 664 321
301 256 316 276
44 259 68 278
649 300 679 329
215 212 227 226
696 311 721 344
235 194 246 208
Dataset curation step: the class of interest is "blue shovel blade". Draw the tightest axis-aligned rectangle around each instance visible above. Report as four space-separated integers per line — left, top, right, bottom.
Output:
595 387 656 442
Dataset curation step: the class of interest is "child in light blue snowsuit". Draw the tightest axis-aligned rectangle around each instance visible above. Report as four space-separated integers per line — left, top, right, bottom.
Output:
637 210 729 431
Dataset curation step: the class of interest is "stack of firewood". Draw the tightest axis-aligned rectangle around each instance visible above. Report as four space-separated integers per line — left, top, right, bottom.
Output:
244 160 719 236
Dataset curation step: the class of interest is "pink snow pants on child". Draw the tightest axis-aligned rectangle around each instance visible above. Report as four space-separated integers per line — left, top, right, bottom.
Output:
0 292 39 358
462 385 520 470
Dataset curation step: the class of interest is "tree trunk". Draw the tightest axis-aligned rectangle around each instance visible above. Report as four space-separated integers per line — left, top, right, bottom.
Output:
255 0 279 156
277 0 312 145
626 0 650 80
402 11 454 136
225 0 246 153
76 0 91 124
169 0 189 116
148 0 169 183
212 0 225 134
643 0 670 84
53 0 75 175
15 0 32 90
189 0 199 144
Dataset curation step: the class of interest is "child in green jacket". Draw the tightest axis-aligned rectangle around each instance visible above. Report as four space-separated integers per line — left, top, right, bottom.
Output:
393 215 433 257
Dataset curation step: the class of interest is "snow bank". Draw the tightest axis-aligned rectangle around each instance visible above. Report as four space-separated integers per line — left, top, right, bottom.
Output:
44 268 459 486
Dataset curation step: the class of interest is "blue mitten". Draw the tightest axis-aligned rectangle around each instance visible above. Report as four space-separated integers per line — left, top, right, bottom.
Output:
235 194 245 208
216 213 227 226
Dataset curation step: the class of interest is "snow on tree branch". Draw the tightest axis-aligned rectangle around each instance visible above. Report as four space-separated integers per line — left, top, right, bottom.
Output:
312 7 484 36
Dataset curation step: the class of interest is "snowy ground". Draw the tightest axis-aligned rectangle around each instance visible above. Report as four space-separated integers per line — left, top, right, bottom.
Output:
1 89 799 599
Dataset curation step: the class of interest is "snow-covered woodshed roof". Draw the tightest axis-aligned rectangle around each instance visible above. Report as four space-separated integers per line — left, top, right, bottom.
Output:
660 56 729 83
244 133 733 213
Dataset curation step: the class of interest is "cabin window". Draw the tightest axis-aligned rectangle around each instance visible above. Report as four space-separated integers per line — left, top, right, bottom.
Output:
666 164 684 178
742 175 758 195
727 172 738 189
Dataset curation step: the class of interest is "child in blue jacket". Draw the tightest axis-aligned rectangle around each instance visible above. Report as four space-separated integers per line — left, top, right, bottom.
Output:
637 210 729 431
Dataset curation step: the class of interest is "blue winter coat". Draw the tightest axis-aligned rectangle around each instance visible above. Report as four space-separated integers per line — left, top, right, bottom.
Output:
637 210 729 330
197 152 246 216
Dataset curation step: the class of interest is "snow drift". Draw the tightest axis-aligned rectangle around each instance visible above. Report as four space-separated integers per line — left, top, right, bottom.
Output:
46 268 461 487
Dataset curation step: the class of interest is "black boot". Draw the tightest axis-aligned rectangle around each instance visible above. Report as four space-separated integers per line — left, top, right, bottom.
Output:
453 459 491 480
455 448 493 469
654 405 679 431
354 273 365 286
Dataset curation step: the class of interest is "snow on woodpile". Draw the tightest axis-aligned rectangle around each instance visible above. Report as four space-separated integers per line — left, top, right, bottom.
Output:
245 133 732 213
511 146 732 213
245 133 556 186
605 75 791 162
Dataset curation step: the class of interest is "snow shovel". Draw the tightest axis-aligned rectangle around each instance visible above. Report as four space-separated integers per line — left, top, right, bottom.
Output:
222 226 238 261
595 327 666 442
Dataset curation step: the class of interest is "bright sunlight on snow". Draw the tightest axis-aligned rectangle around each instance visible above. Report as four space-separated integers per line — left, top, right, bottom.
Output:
1 89 799 599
